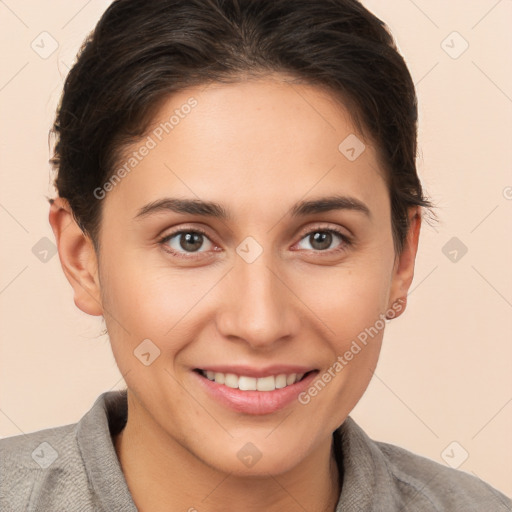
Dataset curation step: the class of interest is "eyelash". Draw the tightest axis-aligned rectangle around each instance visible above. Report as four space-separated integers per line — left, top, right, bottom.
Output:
157 225 352 260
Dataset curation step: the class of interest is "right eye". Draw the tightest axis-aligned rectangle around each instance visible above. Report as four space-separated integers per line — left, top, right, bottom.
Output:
158 228 217 258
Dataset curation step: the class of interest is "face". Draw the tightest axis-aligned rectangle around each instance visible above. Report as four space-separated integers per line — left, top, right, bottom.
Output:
56 76 419 476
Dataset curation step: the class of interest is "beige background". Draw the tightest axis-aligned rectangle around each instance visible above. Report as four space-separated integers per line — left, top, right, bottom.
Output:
1 0 511 497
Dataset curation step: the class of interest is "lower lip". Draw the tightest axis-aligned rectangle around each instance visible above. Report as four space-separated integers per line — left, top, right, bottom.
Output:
193 370 319 415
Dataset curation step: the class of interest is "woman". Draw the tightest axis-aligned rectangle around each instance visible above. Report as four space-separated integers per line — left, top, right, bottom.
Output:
1 0 510 510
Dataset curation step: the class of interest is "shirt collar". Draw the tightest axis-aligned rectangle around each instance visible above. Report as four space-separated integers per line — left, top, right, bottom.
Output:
76 390 136 511
333 416 400 510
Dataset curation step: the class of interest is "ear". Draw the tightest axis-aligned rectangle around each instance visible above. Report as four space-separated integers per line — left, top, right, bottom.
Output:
48 197 103 316
387 206 422 319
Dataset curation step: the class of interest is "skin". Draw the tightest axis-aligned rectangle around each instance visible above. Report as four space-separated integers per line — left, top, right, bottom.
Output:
49 75 421 512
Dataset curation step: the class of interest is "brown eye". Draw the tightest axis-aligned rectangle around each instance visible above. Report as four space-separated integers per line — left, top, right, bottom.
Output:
178 232 204 252
295 228 350 253
309 231 334 251
160 229 215 256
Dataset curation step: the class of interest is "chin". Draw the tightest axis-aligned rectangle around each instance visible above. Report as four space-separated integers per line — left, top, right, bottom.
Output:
193 435 314 477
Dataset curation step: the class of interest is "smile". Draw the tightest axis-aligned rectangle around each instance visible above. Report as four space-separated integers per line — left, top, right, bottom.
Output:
193 367 320 415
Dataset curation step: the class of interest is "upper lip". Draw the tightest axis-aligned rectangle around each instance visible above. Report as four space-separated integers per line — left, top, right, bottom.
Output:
195 365 318 378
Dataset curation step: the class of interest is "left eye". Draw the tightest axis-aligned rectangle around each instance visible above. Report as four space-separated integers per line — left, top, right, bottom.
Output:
296 229 347 252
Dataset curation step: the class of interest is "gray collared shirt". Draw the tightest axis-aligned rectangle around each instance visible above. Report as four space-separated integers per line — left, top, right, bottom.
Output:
1 390 510 511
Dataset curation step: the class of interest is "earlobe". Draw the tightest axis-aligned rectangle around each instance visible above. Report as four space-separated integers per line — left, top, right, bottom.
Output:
387 207 422 319
48 197 103 316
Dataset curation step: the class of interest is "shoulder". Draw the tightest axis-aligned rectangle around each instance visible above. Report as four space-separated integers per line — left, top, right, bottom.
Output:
0 421 77 460
336 417 512 511
375 438 512 511
0 422 95 511
0 391 133 512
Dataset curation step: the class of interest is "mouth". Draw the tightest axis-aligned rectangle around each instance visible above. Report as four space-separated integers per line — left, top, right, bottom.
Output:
192 367 319 415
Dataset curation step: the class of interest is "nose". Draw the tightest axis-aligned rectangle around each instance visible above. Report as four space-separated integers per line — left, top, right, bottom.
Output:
216 253 301 350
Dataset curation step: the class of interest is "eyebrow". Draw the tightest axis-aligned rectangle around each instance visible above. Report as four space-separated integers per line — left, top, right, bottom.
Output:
134 194 371 221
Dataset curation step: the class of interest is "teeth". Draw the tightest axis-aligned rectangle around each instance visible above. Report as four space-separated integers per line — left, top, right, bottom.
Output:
200 370 306 391
256 376 275 391
238 376 257 391
275 374 287 389
286 373 297 385
224 373 238 389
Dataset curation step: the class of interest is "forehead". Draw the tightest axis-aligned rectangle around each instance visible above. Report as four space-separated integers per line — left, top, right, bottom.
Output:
104 77 388 223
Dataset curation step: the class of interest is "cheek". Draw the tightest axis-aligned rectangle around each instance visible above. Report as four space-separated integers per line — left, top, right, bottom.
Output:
297 269 388 431
292 252 391 404
295 254 393 340
98 248 219 364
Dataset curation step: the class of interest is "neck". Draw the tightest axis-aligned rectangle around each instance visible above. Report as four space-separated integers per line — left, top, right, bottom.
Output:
114 393 342 512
